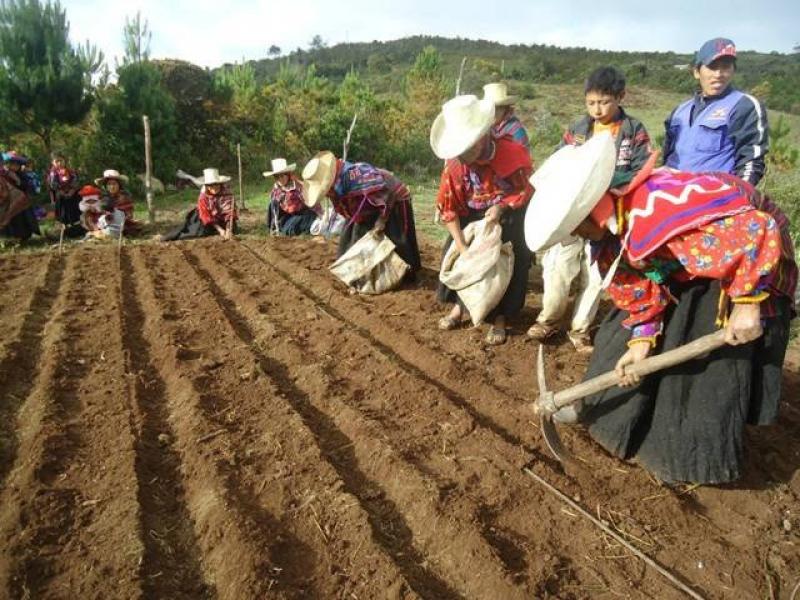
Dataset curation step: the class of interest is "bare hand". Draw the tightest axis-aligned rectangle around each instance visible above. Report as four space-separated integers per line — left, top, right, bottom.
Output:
373 218 387 234
615 341 652 387
725 302 763 345
485 204 504 224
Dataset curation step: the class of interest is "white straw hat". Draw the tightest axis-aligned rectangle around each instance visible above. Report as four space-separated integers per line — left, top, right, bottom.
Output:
301 151 337 207
430 95 496 160
483 82 518 107
524 132 617 253
263 158 296 178
202 168 231 185
94 169 129 186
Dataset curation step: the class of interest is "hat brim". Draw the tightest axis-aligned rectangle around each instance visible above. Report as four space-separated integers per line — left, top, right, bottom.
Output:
494 95 518 106
430 98 496 160
302 152 336 207
95 175 129 186
263 164 296 178
525 133 617 253
203 176 231 185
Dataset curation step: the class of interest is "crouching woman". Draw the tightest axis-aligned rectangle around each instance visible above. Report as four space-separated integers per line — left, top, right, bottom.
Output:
526 133 797 485
162 169 237 241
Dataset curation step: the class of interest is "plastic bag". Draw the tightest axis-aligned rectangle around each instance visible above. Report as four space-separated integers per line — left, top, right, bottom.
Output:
329 230 409 295
310 205 346 237
439 219 514 325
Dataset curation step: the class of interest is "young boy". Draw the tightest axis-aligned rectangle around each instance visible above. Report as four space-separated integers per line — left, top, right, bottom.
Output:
528 66 651 353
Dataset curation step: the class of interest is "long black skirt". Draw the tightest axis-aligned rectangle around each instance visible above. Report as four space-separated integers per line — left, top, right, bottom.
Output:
1 208 40 241
55 193 82 225
580 279 791 484
337 202 421 275
436 206 530 320
161 208 237 241
267 202 317 236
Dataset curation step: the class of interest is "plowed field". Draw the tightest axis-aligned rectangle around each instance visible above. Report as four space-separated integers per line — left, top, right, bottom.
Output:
1 237 798 599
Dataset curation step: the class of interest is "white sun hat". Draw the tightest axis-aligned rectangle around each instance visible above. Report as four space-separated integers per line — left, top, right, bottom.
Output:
94 169 129 186
202 168 231 185
430 94 496 160
263 158 296 178
301 151 337 207
482 82 518 107
524 132 617 253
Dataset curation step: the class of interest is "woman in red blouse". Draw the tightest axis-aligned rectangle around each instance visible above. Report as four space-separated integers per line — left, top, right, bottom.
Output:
264 158 318 236
94 169 141 235
431 95 534 345
161 168 237 242
526 134 797 484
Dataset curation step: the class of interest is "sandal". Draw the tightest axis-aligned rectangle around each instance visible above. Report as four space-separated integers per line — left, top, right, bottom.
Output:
567 331 594 355
438 315 460 330
527 322 559 341
485 326 507 345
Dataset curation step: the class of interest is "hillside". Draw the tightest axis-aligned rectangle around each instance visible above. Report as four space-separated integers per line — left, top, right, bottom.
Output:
237 35 800 114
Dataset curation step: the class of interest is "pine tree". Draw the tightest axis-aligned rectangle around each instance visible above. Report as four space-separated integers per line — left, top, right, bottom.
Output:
0 0 102 154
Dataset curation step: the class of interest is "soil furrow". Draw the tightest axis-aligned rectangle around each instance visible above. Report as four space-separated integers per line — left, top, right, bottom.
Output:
184 243 532 599
118 249 215 599
134 245 421 599
0 248 144 599
133 247 310 599
0 253 64 486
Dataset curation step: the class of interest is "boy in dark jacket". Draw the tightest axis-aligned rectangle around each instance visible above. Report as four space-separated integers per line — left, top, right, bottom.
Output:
528 66 652 353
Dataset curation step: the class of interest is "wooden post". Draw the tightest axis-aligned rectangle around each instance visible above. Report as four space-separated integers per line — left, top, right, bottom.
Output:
342 112 358 162
142 115 155 224
237 143 245 210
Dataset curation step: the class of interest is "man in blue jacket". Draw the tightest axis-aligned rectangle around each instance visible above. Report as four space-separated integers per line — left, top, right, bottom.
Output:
663 38 769 185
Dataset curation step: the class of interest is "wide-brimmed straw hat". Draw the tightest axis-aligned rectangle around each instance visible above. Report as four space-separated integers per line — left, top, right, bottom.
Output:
524 132 617 253
94 169 129 186
483 82 518 107
301 151 336 207
263 158 296 178
430 95 495 160
201 168 231 185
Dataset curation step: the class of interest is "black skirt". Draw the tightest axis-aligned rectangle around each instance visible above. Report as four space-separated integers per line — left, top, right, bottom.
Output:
267 202 317 236
337 202 421 275
1 208 40 241
436 206 530 320
580 279 791 484
55 193 82 225
161 208 237 241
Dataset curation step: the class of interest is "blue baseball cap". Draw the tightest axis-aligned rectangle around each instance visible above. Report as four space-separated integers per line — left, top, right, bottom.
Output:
1 150 28 165
695 38 737 67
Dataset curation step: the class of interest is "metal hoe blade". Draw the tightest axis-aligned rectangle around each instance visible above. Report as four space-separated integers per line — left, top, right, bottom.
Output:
536 345 574 464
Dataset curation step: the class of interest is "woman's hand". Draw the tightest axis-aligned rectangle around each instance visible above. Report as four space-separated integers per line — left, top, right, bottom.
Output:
725 302 763 345
373 217 387 234
615 340 652 387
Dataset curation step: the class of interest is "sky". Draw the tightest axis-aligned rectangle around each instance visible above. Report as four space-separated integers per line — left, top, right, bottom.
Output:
61 0 800 69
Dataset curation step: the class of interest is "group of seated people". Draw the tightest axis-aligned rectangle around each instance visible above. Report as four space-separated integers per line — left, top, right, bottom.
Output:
0 151 141 243
3 36 796 487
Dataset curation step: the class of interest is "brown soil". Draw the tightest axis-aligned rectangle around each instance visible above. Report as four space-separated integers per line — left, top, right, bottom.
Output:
0 236 797 599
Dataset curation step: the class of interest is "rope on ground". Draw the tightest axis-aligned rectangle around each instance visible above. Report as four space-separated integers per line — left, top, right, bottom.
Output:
522 467 706 600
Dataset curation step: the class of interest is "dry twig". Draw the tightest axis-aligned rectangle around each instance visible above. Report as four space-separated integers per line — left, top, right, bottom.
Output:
524 468 706 600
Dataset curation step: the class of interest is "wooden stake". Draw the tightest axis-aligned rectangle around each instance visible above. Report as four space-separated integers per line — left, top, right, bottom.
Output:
523 468 706 600
455 56 467 96
143 115 155 224
342 112 358 163
237 142 245 210
58 223 65 255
